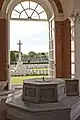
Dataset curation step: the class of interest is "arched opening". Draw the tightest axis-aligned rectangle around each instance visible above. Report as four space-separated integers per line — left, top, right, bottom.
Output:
8 0 55 88
1 0 65 90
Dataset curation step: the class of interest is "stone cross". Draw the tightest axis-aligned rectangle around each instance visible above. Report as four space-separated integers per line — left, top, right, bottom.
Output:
17 40 23 61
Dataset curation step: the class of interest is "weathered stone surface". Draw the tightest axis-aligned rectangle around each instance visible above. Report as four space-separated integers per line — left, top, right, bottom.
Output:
6 78 80 120
6 91 71 120
23 78 66 103
63 78 79 96
0 99 7 120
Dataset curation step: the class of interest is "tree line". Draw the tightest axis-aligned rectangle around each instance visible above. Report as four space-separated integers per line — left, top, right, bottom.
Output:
10 51 49 64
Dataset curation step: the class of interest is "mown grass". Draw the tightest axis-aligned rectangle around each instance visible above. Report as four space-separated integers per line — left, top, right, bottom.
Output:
11 75 48 85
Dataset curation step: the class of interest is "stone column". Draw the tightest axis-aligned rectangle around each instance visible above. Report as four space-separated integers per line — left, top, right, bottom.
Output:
0 11 8 90
62 19 71 78
55 15 71 78
55 20 63 77
71 12 80 80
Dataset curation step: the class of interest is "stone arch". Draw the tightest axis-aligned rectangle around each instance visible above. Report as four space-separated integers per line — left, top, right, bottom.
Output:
6 0 54 20
1 0 63 19
0 0 72 91
49 0 63 13
1 0 64 80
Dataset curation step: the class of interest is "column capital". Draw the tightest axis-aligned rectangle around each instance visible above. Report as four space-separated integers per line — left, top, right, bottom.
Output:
70 12 80 23
0 11 7 19
54 13 64 21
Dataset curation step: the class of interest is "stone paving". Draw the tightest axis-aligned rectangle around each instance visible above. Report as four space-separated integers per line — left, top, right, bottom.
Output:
0 98 7 120
0 90 17 120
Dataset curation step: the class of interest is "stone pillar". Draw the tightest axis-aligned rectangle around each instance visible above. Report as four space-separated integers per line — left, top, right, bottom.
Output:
55 20 63 77
71 12 80 80
55 18 71 78
62 19 71 78
0 12 8 90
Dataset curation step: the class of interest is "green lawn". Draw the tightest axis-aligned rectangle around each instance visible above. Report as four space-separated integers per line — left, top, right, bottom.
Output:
11 75 48 85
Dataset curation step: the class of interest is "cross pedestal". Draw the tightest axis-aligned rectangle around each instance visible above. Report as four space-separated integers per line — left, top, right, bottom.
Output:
17 40 23 62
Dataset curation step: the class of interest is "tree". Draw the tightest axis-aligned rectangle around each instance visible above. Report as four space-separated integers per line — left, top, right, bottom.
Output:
22 54 28 62
41 52 45 56
28 51 36 58
10 51 17 64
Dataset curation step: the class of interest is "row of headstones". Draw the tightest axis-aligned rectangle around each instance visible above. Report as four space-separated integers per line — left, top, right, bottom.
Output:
10 69 48 76
10 64 48 70
28 64 48 68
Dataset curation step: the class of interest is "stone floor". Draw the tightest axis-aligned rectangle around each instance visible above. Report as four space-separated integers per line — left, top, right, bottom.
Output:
0 99 7 120
77 117 80 120
0 90 15 120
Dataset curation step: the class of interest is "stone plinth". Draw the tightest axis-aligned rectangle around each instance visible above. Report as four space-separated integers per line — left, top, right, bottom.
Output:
6 90 71 120
6 90 80 120
63 78 79 96
23 78 66 103
6 78 80 120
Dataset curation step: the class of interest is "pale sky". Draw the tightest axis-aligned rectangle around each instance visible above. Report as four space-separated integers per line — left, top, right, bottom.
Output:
10 20 49 54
